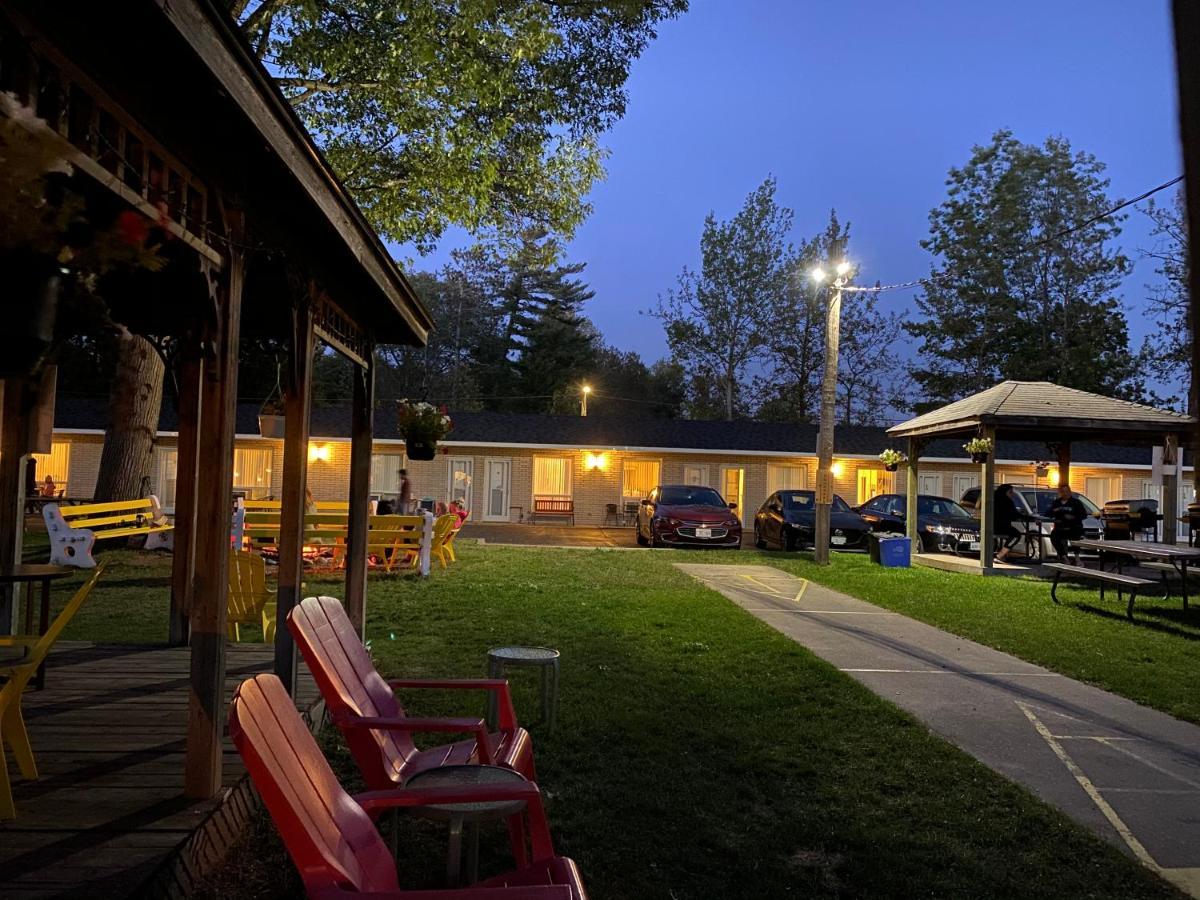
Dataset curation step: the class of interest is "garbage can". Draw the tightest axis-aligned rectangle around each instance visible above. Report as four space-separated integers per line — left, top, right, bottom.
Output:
867 531 903 564
878 535 912 568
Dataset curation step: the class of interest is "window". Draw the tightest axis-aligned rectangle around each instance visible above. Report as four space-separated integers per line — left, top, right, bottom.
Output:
533 457 572 499
767 463 807 494
233 447 272 499
682 465 708 486
30 441 70 494
1084 476 1122 509
155 447 178 508
622 459 660 500
856 468 889 506
448 458 473 507
371 452 405 497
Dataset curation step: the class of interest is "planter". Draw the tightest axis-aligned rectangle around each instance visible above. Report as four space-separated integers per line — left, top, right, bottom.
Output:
405 439 436 461
1035 467 1049 478
0 251 60 378
258 414 286 439
971 453 990 464
884 463 898 473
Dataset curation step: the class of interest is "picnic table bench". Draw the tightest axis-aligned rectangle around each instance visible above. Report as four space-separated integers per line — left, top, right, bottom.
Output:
1044 562 1157 619
530 498 574 525
44 497 172 568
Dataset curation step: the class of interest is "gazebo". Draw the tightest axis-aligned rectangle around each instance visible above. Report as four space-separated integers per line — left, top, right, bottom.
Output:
887 382 1197 570
0 0 432 805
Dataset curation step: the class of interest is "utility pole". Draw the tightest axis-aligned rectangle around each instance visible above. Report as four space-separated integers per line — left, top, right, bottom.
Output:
581 384 591 417
812 259 851 565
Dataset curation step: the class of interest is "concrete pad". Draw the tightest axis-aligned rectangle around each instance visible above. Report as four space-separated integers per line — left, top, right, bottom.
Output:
677 562 1200 896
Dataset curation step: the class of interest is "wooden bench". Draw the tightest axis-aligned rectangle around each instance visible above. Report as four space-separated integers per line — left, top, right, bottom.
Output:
530 498 574 525
1045 562 1157 619
44 498 172 568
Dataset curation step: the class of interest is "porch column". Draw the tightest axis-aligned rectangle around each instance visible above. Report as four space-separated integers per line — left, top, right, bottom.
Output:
274 299 314 693
344 350 374 638
978 426 997 571
0 379 30 635
1055 442 1071 492
169 349 202 646
184 243 244 799
1163 433 1180 544
905 438 921 549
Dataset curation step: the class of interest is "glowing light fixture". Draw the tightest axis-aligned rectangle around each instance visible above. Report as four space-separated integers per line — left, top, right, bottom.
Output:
1048 469 1061 487
308 443 331 462
810 267 827 283
830 461 845 478
836 261 852 276
584 451 607 471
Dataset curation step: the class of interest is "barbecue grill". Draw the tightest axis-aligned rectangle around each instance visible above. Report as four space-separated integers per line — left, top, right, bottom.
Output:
1185 501 1200 546
1100 498 1160 541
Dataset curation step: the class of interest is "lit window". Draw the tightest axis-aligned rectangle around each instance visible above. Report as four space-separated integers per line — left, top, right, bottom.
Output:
621 459 660 500
533 457 572 499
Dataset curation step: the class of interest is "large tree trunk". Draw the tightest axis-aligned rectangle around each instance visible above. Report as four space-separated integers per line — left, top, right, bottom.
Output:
93 333 165 502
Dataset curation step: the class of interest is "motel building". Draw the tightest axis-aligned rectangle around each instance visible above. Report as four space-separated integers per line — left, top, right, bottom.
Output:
35 399 1196 535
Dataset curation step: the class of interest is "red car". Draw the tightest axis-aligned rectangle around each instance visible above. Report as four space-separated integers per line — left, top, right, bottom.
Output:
636 484 742 548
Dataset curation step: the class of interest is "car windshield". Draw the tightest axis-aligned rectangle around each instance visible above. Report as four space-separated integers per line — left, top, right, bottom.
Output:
781 491 850 513
917 496 972 518
1020 489 1100 516
659 486 725 507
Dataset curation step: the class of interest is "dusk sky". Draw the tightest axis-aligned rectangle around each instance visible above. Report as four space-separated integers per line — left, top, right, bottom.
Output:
400 0 1182 369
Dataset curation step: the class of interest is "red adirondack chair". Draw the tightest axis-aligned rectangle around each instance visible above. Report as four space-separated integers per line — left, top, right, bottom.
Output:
229 674 587 899
287 596 536 789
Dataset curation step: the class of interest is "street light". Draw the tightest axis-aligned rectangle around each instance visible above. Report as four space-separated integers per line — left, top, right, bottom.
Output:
812 260 853 565
581 384 592 417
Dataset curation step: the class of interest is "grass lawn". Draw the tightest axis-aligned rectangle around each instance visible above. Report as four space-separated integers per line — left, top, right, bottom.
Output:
28 538 1185 898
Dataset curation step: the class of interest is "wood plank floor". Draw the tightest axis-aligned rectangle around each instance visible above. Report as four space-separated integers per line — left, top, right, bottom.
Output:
0 642 316 899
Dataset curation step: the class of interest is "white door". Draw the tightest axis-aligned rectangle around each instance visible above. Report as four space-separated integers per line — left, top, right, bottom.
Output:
721 467 745 521
918 473 942 497
484 459 511 521
857 469 888 506
951 474 980 503
448 458 474 509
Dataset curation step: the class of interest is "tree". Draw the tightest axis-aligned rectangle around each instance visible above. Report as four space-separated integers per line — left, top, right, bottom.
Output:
232 0 686 248
657 177 793 419
907 130 1137 406
91 332 164 502
569 346 686 418
1139 190 1191 407
836 287 907 426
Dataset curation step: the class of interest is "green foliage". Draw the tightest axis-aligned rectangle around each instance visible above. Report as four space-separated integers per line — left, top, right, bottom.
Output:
1139 190 1190 407
236 0 685 248
908 130 1138 406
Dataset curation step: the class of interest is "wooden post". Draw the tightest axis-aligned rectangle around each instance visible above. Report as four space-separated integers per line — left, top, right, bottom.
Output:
0 379 29 635
979 427 996 571
274 300 314 693
905 438 920 549
344 352 374 637
1056 442 1071 493
169 350 202 646
1163 434 1180 545
184 243 244 799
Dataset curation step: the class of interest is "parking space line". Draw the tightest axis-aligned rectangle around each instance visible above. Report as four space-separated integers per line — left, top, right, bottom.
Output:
842 668 1062 676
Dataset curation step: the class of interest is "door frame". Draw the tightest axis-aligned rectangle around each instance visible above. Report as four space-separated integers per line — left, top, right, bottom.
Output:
720 466 745 521
483 457 512 522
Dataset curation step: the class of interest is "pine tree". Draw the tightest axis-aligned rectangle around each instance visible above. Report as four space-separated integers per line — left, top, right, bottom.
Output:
1139 190 1190 408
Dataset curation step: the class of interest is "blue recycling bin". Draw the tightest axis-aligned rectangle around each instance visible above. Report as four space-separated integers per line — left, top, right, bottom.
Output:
878 535 911 568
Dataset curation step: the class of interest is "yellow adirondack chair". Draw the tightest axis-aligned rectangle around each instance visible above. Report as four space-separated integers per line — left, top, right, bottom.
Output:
431 514 459 569
227 551 276 642
0 565 105 819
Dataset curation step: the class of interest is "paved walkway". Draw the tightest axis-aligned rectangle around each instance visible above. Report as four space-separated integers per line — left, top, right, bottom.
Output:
677 563 1200 897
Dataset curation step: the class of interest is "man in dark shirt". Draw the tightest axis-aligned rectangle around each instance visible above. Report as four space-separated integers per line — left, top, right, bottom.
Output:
1049 483 1087 562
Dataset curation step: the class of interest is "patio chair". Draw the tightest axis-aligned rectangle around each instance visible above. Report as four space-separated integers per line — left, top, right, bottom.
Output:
287 596 536 786
227 551 277 642
0 565 105 819
603 504 620 526
229 673 587 899
432 513 459 568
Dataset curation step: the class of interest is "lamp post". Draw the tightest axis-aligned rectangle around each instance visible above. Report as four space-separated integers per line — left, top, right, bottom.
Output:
581 384 592 417
811 261 852 565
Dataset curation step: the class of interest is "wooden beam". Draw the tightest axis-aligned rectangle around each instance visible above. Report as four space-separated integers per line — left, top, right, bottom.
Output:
184 236 244 799
905 438 921 549
979 427 996 571
344 352 374 637
1056 442 1071 493
0 379 29 634
274 301 314 693
169 349 202 646
1164 434 1180 545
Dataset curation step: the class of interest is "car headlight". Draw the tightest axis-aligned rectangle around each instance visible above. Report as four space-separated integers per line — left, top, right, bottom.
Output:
667 517 681 527
724 518 739 527
924 524 951 534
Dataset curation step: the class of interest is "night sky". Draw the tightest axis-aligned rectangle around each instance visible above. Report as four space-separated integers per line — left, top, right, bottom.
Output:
398 0 1182 372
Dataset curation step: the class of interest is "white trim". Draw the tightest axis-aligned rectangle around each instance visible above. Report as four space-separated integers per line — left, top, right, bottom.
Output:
482 457 512 522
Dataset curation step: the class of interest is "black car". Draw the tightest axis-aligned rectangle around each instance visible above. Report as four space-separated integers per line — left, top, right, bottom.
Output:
857 493 981 554
754 490 870 551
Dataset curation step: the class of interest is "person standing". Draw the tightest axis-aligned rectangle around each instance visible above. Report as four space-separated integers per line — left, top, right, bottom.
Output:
399 468 413 513
1048 483 1087 562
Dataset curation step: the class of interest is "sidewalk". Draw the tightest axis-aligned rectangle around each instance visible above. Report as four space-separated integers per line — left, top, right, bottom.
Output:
677 563 1200 898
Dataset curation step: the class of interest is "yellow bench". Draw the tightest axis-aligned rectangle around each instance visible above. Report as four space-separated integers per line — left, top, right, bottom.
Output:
44 497 172 568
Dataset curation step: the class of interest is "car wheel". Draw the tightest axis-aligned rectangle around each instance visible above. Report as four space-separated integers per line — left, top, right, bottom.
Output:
650 524 664 548
636 524 648 547
754 526 766 550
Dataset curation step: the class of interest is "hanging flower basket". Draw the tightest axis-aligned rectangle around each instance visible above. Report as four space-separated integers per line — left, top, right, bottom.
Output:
257 413 285 439
1034 462 1049 478
398 400 452 461
964 437 993 464
878 449 906 473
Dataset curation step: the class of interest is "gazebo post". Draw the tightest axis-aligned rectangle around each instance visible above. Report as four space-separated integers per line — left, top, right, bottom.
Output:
274 299 314 694
184 245 244 799
344 351 375 637
0 380 30 635
169 350 202 646
1056 442 1071 493
979 426 997 571
1163 434 1180 544
905 437 922 549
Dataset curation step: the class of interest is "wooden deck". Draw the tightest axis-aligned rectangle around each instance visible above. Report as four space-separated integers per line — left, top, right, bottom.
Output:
0 641 316 899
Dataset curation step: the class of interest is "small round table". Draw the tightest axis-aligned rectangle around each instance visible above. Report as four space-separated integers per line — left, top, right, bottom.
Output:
406 764 528 886
0 564 74 689
486 646 560 732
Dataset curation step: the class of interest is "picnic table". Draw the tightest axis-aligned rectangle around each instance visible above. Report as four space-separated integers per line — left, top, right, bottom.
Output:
1071 539 1200 611
0 564 75 688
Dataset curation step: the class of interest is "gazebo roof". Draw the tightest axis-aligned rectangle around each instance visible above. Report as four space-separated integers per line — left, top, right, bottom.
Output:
888 381 1196 442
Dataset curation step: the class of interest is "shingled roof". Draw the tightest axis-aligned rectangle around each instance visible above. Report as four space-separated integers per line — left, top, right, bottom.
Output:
888 381 1195 440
